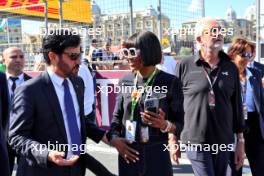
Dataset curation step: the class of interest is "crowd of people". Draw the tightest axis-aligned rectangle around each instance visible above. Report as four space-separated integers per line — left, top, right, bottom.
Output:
0 17 264 176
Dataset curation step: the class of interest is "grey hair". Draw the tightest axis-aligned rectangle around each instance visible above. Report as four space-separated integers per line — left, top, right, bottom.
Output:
195 18 218 39
195 18 218 49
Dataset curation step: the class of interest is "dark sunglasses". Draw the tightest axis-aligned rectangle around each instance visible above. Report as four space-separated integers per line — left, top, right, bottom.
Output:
210 26 222 34
240 53 254 59
63 51 83 61
10 55 24 59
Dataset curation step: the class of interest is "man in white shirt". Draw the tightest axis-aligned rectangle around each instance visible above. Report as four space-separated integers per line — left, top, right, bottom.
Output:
78 63 96 123
156 54 177 75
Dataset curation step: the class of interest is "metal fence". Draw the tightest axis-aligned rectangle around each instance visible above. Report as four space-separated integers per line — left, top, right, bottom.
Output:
0 0 262 69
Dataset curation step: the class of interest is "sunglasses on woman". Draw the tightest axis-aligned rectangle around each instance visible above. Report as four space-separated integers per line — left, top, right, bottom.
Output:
240 53 254 59
120 48 138 58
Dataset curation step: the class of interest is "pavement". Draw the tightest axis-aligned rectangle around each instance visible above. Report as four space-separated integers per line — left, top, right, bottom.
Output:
12 140 252 176
85 140 252 176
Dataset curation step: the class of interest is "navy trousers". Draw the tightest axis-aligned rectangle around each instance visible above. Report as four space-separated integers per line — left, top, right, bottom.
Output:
227 112 264 176
244 112 264 176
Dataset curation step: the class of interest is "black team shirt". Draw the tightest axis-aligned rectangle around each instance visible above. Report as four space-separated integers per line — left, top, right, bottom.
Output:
176 51 244 145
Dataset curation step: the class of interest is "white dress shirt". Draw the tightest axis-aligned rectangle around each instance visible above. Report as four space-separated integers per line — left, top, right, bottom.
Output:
6 72 25 99
78 64 95 115
245 68 255 112
156 55 177 76
47 69 80 158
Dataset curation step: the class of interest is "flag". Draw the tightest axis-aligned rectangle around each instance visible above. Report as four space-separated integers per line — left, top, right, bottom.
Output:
0 18 7 32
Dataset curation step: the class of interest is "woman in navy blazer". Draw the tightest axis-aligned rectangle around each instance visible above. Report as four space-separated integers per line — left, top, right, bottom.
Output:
228 37 264 176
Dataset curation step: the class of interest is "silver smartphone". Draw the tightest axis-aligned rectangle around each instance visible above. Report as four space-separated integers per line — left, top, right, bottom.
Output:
144 97 159 113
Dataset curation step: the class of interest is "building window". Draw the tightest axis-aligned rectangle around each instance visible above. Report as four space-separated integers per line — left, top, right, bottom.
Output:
108 32 113 37
137 22 142 28
116 23 121 28
146 21 152 27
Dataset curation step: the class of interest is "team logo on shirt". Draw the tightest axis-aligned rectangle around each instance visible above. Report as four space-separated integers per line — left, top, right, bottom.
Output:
222 72 229 76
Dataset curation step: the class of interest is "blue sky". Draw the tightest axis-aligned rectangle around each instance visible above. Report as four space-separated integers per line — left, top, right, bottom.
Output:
21 0 256 34
205 0 255 18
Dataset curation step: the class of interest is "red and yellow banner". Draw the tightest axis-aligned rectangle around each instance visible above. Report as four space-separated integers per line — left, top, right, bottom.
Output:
0 0 92 23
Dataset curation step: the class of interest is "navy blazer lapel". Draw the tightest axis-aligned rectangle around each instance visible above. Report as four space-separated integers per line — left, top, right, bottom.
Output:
248 71 261 113
249 75 260 97
41 71 68 142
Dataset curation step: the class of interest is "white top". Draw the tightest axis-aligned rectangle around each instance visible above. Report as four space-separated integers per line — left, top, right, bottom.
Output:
6 72 25 99
78 64 95 115
34 54 43 63
47 69 80 158
156 56 177 76
102 49 114 61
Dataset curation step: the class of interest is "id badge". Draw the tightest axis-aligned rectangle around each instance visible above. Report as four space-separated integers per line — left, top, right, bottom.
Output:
125 120 137 141
243 104 248 120
208 89 215 107
140 126 149 143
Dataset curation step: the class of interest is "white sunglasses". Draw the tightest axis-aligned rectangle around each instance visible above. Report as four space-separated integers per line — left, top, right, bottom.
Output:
120 48 138 58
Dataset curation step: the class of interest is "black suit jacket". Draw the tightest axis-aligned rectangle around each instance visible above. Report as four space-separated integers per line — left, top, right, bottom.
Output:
6 72 32 99
8 71 105 176
0 73 9 135
5 73 32 139
0 72 10 176
248 67 264 140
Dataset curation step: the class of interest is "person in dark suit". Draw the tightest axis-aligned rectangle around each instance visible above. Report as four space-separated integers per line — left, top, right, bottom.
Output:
0 72 10 176
249 61 264 78
228 37 264 176
8 29 109 176
2 47 32 174
247 42 264 88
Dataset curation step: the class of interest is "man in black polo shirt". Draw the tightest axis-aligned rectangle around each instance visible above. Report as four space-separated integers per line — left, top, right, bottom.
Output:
176 18 245 176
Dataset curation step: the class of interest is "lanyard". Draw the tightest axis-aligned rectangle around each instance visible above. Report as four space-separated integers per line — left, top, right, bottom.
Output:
202 66 221 90
240 79 247 104
130 68 158 121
